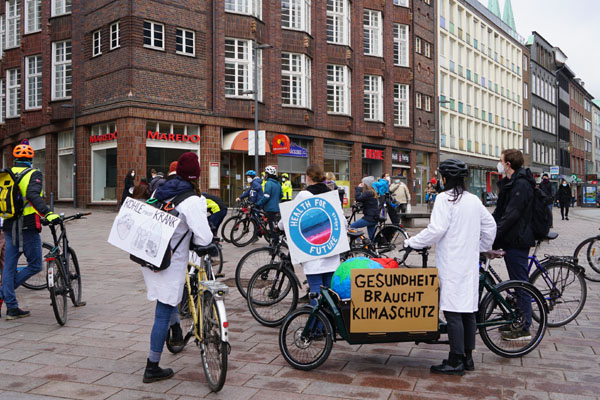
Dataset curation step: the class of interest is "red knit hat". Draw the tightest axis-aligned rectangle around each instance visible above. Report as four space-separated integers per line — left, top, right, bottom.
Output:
168 161 178 174
176 152 200 181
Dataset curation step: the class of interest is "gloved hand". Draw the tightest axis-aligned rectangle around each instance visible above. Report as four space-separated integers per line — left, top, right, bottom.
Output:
43 212 61 225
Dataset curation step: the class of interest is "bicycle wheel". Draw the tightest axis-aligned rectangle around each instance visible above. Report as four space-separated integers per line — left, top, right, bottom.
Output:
200 292 228 392
373 225 409 258
48 258 68 326
21 242 52 290
210 244 224 275
340 248 378 261
530 261 587 327
247 264 299 327
235 247 288 298
478 281 546 358
279 307 334 370
167 276 197 354
220 216 237 243
230 216 258 247
65 247 82 306
586 239 600 274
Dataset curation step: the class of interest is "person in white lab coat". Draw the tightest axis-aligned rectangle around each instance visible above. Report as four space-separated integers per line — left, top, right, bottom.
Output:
404 159 496 376
141 152 213 383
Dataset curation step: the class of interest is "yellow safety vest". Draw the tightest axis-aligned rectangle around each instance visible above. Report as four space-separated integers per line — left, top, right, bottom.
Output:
12 166 40 217
282 180 293 200
261 179 266 192
206 198 220 214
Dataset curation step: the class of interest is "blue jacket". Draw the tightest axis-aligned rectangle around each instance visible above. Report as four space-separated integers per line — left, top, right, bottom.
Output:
154 176 194 201
257 177 282 212
355 187 380 222
239 177 264 204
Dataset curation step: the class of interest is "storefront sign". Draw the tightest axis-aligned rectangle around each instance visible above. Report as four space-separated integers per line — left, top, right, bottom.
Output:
350 268 439 333
282 143 308 158
364 149 384 160
89 131 117 144
272 134 291 154
392 150 410 164
147 131 200 143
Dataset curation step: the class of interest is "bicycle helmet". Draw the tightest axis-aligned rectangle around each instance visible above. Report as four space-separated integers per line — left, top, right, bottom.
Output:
265 165 277 175
439 159 468 178
245 170 256 177
13 140 35 159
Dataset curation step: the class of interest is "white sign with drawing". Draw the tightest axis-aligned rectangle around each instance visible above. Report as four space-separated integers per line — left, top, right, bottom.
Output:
108 197 182 266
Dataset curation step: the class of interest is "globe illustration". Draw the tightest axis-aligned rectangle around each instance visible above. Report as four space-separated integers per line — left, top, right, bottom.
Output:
330 257 384 300
300 208 332 245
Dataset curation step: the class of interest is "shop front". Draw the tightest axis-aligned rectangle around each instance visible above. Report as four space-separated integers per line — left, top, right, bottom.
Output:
362 146 384 178
90 122 118 203
324 141 351 206
391 149 410 179
277 138 310 196
414 151 430 205
145 121 201 178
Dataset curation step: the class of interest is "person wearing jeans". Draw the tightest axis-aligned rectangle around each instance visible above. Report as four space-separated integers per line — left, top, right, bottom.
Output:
350 177 379 241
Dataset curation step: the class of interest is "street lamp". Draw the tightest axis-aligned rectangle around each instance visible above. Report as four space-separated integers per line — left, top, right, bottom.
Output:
61 103 77 208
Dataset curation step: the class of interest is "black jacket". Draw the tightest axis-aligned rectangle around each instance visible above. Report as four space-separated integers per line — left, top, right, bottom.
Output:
557 184 572 204
492 168 536 249
355 186 380 222
3 167 51 232
539 179 554 200
306 182 331 196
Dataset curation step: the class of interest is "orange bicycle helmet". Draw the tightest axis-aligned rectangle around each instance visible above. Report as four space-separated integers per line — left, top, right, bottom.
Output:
13 139 35 159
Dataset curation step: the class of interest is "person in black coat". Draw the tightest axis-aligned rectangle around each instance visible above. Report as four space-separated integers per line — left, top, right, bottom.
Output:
350 176 380 240
539 173 555 226
556 179 571 220
120 169 136 206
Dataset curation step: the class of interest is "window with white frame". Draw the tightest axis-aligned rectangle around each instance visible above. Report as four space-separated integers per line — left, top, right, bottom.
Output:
281 52 311 109
25 55 41 110
6 68 20 118
143 21 164 50
363 10 382 57
58 130 73 199
326 64 351 114
92 30 102 57
176 28 195 56
0 80 4 123
524 109 528 126
415 92 422 109
52 40 72 100
225 38 262 100
364 75 383 121
6 0 20 49
393 24 409 67
225 0 262 19
110 22 120 50
425 95 431 112
51 0 71 17
425 42 431 58
282 0 310 33
524 82 528 99
25 0 41 34
0 16 4 58
394 84 409 127
326 0 350 46
393 0 408 6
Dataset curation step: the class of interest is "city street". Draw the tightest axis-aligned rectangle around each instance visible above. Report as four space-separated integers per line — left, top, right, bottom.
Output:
0 206 599 400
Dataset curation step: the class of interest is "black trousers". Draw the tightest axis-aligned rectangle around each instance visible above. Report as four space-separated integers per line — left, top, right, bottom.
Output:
559 202 569 218
265 211 280 239
387 202 400 225
444 311 476 356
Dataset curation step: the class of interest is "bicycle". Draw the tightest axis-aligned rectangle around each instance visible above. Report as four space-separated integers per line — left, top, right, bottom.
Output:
165 240 229 392
42 212 89 325
573 229 600 282
230 206 276 247
220 199 251 243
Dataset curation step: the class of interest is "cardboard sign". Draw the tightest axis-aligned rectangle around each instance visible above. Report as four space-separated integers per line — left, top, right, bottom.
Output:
108 198 182 266
280 190 349 264
350 268 439 333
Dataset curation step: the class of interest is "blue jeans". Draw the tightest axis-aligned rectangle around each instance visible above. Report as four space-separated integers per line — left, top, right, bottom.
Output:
1 229 43 309
208 210 227 235
149 301 179 363
306 272 334 306
350 218 377 241
504 248 532 330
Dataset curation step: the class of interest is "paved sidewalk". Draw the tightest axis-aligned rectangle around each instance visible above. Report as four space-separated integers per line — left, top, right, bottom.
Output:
0 206 599 399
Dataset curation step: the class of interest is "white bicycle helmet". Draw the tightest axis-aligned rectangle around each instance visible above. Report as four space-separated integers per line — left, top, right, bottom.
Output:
265 165 277 175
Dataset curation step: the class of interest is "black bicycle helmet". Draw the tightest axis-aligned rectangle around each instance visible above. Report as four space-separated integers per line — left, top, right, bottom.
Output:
439 159 468 178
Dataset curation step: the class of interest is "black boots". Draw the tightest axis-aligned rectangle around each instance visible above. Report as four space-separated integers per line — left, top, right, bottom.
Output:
143 359 174 383
463 351 474 371
431 352 466 376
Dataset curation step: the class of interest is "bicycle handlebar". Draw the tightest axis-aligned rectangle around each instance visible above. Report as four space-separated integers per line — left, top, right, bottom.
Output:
42 212 92 226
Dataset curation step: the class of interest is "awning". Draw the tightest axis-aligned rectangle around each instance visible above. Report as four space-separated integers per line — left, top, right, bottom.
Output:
222 130 271 152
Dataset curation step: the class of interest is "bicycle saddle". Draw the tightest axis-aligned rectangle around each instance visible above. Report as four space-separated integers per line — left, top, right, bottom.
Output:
347 230 363 238
481 250 506 259
192 243 217 256
545 232 558 241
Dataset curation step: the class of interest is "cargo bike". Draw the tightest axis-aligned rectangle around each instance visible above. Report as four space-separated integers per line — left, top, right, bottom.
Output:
278 247 548 370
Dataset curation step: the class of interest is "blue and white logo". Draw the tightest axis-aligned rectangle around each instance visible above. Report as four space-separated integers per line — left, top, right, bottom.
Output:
288 197 341 256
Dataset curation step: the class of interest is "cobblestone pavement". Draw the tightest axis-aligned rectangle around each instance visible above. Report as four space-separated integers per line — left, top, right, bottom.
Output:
0 206 599 400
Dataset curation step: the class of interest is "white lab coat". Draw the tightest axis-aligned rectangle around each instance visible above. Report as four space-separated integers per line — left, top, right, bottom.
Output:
404 191 496 312
141 195 213 306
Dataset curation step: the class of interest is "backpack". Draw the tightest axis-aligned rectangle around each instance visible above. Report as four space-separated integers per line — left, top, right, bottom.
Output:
530 186 552 241
129 190 196 272
0 167 33 219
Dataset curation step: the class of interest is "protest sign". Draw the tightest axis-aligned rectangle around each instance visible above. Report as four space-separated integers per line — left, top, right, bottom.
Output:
350 268 439 333
108 197 182 266
279 190 349 265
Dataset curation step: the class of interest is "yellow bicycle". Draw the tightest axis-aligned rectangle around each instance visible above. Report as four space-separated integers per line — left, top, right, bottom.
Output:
166 241 229 392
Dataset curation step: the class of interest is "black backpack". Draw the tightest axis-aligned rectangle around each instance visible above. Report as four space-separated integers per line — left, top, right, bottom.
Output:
129 190 196 272
530 186 553 241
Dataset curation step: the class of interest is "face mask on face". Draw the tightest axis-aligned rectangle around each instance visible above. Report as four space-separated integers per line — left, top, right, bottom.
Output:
385 177 391 182
394 179 400 184
282 178 286 182
497 162 505 174
562 183 567 187
247 177 253 183
131 172 135 177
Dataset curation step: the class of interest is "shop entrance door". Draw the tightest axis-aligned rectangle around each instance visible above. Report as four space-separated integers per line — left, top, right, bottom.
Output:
221 152 253 207
415 166 429 205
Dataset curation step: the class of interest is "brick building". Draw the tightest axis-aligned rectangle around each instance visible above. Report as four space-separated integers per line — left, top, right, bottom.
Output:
0 0 437 208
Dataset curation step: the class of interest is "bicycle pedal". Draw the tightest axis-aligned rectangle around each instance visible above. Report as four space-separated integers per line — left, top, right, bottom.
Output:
215 273 225 278
74 301 87 307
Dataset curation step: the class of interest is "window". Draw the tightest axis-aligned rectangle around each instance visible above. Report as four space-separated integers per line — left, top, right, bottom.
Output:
524 82 528 99
92 30 102 57
326 0 350 45
363 10 382 57
176 28 195 56
225 0 262 19
425 42 431 58
393 0 408 6
225 38 262 100
282 0 310 33
143 21 164 50
523 55 528 71
394 84 409 127
52 40 72 100
25 55 41 110
6 68 20 118
281 52 311 109
0 16 4 58
6 0 20 49
364 75 383 121
524 109 528 126
110 22 120 50
326 64 351 115
51 0 71 16
0 80 4 123
415 37 422 54
25 0 41 34
415 92 422 109
393 24 409 67
425 95 431 112
58 131 73 200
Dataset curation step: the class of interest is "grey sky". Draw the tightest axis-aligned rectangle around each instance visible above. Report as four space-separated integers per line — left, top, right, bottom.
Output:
487 0 600 99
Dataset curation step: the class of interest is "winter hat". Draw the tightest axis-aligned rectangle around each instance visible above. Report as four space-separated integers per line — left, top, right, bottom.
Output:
168 161 178 174
176 152 200 181
362 176 375 188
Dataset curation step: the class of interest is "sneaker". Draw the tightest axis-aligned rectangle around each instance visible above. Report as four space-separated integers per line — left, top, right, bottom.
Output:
6 308 30 320
501 329 531 341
